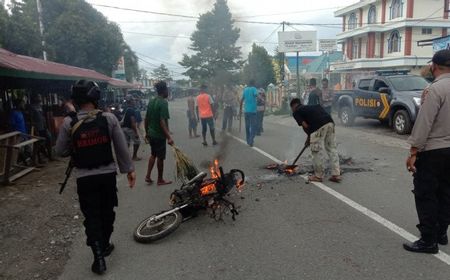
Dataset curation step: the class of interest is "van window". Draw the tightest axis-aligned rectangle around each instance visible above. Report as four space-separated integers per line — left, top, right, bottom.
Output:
373 79 388 92
358 79 371 91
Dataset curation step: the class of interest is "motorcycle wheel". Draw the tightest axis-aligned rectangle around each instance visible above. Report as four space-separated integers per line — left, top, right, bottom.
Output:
133 210 183 243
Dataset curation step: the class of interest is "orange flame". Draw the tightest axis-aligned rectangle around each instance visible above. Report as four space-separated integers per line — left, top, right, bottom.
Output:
236 179 245 192
284 166 297 175
209 159 220 179
200 183 217 196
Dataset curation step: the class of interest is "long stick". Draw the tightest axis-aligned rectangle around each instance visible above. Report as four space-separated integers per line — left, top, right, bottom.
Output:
290 144 308 166
239 110 242 133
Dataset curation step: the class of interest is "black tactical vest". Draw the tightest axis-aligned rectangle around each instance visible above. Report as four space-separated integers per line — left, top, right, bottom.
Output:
71 112 114 169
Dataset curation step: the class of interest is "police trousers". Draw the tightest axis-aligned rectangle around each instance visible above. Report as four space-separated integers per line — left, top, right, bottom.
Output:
413 148 450 243
76 172 118 247
310 122 340 178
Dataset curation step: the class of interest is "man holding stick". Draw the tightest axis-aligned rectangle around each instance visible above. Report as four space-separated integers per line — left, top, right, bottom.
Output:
290 98 341 183
240 80 258 147
145 81 174 186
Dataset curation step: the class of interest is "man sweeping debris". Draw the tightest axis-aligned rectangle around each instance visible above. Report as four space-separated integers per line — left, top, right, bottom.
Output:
290 98 341 183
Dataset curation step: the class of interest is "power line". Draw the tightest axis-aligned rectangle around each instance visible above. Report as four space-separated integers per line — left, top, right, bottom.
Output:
91 4 198 19
411 7 444 26
136 55 186 75
234 6 344 19
135 51 183 68
262 24 281 43
117 20 197 24
92 4 446 28
122 31 279 45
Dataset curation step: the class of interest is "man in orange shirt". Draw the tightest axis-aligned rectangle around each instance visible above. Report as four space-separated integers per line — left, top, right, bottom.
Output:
196 85 217 146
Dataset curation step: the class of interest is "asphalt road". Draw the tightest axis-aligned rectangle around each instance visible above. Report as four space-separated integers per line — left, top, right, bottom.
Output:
59 99 450 280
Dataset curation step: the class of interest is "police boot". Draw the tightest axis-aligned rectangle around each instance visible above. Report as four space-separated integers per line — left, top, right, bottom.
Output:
103 242 115 257
438 226 448 245
403 239 438 254
90 241 107 275
439 234 448 245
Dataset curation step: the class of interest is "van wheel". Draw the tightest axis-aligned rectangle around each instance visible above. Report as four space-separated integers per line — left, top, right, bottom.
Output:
340 106 354 126
393 110 412 135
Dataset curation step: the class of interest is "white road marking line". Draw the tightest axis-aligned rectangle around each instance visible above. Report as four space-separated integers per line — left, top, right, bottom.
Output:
230 135 282 164
228 133 450 266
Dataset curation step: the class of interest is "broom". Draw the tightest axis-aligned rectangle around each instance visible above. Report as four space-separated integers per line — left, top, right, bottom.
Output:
172 145 199 182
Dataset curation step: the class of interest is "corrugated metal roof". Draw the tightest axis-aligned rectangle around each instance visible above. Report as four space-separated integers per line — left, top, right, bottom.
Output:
0 48 135 88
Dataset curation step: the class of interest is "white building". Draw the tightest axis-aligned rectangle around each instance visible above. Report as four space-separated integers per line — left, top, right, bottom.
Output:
331 0 450 88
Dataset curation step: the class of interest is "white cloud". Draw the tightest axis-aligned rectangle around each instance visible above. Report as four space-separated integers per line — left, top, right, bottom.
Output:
86 0 360 76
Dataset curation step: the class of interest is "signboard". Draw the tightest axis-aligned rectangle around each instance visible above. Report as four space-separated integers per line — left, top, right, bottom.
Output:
278 31 317 53
433 35 450 53
319 39 338 52
112 56 126 80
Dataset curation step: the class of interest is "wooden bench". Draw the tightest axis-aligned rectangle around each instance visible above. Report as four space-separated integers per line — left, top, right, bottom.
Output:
0 131 42 185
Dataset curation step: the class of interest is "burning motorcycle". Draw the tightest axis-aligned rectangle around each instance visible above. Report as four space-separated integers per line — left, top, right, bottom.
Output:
133 165 245 243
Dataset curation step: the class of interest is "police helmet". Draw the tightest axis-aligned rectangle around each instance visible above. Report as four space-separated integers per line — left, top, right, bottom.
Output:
71 80 101 104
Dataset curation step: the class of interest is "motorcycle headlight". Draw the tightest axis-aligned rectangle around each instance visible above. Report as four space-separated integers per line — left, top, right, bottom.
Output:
413 97 421 107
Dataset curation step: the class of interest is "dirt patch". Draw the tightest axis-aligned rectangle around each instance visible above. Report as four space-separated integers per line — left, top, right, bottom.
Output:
0 159 81 280
262 155 375 177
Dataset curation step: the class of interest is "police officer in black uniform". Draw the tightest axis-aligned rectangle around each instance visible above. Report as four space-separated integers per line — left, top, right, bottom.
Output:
56 80 136 275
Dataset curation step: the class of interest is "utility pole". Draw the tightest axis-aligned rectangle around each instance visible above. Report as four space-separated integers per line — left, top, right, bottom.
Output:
280 21 286 83
296 51 300 96
36 0 47 61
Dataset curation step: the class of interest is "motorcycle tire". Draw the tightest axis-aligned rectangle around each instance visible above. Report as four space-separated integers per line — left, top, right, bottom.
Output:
133 210 183 243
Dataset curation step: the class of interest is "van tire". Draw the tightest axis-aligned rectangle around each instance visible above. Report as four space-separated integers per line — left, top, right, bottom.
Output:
339 106 355 126
393 110 412 135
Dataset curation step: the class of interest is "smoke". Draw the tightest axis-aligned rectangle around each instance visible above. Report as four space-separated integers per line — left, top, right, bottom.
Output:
215 133 232 162
160 0 215 15
198 133 232 169
284 131 306 162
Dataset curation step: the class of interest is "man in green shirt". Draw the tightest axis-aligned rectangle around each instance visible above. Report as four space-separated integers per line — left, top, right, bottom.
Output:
144 81 174 186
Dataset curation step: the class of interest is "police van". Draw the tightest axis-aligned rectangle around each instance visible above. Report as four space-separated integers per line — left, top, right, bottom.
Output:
334 70 430 135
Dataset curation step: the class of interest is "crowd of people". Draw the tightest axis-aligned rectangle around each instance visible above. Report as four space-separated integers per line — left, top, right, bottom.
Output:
6 93 55 166
7 50 450 276
300 77 334 114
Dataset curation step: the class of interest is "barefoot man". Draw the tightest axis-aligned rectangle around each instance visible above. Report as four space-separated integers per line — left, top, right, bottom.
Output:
145 81 174 186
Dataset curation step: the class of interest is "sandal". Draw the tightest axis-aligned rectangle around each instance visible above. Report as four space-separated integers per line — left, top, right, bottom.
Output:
157 180 173 186
145 177 154 184
329 176 342 183
308 175 323 182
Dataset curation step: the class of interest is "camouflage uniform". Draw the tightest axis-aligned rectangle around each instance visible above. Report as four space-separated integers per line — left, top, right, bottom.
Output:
310 123 340 178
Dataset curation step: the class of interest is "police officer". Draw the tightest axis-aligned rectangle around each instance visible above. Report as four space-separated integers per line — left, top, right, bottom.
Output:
55 80 136 274
405 50 450 254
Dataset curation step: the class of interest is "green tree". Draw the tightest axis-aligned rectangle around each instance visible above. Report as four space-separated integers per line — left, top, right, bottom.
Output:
123 43 139 82
242 44 276 88
2 0 140 80
4 0 43 57
0 3 8 47
152 64 172 81
273 47 285 84
180 0 241 87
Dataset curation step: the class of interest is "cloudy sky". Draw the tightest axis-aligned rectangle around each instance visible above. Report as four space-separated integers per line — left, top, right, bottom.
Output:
9 1 350 78
83 0 360 78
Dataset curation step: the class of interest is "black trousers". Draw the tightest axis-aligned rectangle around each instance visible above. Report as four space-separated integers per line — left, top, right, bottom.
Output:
76 172 118 247
413 148 450 243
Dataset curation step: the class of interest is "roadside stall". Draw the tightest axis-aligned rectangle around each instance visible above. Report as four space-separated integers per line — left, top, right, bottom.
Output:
0 48 134 184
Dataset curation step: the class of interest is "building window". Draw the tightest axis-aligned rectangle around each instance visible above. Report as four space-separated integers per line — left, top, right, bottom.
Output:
388 30 401 53
390 0 403 19
368 5 377 24
422 28 432 35
348 13 357 30
352 40 359 59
